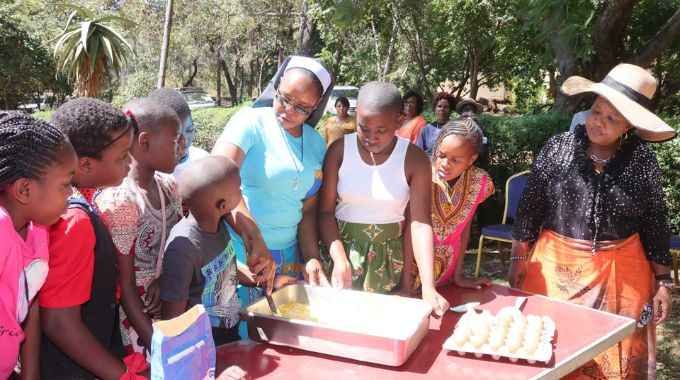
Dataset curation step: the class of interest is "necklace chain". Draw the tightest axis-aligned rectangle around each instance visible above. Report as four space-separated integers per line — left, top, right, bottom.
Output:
279 127 304 190
590 152 613 165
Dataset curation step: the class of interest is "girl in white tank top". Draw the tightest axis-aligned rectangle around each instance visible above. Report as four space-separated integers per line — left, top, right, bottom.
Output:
317 81 449 316
319 133 410 293
335 133 410 224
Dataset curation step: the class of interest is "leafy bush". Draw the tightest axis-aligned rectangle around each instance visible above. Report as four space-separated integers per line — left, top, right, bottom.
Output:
32 110 55 121
651 115 680 234
191 102 252 152
474 112 571 228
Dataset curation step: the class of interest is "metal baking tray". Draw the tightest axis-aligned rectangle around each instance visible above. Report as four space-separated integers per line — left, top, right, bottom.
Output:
243 284 433 366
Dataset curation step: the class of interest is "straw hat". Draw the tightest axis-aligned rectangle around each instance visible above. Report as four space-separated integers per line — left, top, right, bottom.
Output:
561 63 677 142
455 98 484 115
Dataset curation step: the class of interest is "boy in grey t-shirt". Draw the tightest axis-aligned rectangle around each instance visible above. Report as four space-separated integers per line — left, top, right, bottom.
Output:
160 156 243 345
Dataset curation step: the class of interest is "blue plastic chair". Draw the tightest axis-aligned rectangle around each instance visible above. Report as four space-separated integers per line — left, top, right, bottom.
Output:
671 235 680 285
475 170 530 277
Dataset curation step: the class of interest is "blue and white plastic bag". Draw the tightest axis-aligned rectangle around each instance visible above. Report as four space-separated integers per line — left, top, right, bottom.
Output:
151 304 216 379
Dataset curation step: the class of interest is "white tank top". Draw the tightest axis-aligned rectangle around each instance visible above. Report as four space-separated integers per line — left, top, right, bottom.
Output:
335 133 410 224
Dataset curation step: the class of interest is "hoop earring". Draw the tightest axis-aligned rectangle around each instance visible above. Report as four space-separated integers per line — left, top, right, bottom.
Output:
618 131 629 150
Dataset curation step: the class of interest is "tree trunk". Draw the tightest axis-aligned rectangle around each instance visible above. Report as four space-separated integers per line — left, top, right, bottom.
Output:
630 7 680 67
382 13 398 80
216 49 221 107
549 27 581 112
248 60 254 100
370 16 382 75
590 0 635 80
468 48 480 100
331 39 343 80
182 58 197 88
236 51 243 105
157 0 174 88
221 58 238 106
297 0 317 56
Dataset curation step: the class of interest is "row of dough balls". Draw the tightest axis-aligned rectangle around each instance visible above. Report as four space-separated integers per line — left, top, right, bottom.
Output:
452 312 545 355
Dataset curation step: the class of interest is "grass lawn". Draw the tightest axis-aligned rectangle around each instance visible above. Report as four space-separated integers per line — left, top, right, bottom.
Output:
466 248 679 378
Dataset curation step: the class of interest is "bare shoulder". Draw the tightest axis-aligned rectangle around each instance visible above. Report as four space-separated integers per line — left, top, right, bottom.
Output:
405 143 431 174
325 135 346 164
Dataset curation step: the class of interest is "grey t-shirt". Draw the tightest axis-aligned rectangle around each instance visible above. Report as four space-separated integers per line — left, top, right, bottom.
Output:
161 217 240 329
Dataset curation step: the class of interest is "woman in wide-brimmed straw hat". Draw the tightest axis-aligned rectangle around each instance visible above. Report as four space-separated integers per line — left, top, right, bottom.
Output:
507 63 676 379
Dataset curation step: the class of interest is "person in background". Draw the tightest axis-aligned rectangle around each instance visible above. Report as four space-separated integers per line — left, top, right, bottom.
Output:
147 88 209 183
569 110 588 132
0 112 76 380
396 90 428 144
319 81 449 316
508 64 676 379
40 98 148 379
416 92 456 158
409 119 493 292
97 98 183 356
323 96 356 147
455 98 484 116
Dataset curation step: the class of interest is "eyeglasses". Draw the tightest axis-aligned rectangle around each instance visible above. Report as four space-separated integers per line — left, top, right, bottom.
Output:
275 91 314 116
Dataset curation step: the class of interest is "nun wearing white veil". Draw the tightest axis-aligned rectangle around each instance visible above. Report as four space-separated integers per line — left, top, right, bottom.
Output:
213 56 334 310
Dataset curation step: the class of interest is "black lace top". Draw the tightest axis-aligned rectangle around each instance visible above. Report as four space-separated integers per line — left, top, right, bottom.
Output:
512 125 671 266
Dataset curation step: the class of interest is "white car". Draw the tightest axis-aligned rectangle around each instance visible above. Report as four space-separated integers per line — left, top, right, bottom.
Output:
325 85 358 114
177 88 216 110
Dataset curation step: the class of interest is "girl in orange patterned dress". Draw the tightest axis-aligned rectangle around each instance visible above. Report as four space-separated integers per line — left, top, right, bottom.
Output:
410 117 494 291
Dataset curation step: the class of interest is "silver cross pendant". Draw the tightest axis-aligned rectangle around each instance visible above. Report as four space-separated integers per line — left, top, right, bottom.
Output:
291 176 301 191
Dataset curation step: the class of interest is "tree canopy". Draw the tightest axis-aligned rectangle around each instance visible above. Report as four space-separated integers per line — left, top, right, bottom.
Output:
2 0 679 113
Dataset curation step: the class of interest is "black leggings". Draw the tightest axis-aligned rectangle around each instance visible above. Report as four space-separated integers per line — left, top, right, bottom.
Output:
212 325 240 347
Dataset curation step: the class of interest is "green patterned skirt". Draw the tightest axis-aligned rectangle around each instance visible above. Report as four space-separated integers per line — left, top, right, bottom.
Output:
320 220 404 293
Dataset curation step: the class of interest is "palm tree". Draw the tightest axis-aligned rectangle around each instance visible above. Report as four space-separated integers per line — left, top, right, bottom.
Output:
52 4 135 97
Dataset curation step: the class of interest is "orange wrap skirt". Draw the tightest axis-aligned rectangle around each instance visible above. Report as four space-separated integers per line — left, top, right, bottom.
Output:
522 229 655 379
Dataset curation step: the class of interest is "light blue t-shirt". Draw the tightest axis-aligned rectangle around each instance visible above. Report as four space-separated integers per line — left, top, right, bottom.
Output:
217 107 326 249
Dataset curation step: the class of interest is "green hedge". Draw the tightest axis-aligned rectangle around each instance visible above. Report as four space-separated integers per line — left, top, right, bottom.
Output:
474 112 571 229
191 102 252 152
651 116 680 234
32 109 54 121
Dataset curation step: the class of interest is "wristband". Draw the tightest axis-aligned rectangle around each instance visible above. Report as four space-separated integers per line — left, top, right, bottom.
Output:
509 256 526 261
119 353 148 380
655 273 672 281
656 281 675 289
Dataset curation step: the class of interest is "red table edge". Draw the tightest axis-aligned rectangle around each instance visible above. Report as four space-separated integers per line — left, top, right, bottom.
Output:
503 285 637 379
530 321 635 380
220 284 638 379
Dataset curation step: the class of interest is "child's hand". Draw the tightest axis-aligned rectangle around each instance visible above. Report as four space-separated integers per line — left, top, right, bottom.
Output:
305 258 331 287
454 276 492 290
216 365 250 380
422 286 450 317
331 259 352 289
273 274 297 289
144 278 162 317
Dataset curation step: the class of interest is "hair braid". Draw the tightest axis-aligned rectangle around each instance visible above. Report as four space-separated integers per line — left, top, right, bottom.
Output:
0 111 69 189
434 116 483 155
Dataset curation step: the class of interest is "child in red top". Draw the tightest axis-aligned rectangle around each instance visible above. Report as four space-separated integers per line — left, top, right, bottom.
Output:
39 98 147 379
97 98 183 355
0 111 76 379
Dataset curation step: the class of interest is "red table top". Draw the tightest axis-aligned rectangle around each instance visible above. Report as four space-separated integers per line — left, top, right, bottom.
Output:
217 284 635 380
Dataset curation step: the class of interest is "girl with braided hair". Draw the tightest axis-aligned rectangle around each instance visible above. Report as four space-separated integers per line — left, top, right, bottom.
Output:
0 111 76 379
408 117 494 292
38 98 150 380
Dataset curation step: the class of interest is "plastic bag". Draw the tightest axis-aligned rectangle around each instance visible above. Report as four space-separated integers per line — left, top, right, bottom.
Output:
150 305 215 379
